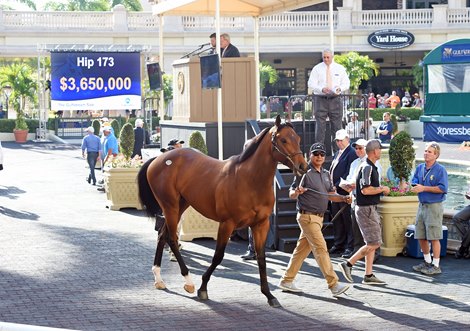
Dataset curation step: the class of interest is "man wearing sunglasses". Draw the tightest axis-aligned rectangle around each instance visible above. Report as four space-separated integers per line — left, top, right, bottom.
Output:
278 143 352 297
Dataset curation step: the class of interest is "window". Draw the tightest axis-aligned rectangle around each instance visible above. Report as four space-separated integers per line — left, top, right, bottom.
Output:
407 0 447 9
266 69 296 96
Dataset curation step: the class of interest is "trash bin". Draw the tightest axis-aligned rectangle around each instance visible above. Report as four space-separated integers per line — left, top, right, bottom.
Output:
403 224 448 258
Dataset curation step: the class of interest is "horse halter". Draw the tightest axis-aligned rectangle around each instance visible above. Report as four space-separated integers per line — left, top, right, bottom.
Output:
271 128 303 168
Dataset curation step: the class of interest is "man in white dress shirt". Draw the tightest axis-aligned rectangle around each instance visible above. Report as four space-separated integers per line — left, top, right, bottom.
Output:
308 49 350 154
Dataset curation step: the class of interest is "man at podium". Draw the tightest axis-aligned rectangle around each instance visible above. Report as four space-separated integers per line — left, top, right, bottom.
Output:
220 33 240 58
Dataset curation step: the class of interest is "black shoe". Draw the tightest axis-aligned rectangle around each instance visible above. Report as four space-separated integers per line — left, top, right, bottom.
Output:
86 176 91 184
329 246 343 254
455 246 468 259
341 249 354 259
241 251 256 260
97 187 105 192
98 179 104 185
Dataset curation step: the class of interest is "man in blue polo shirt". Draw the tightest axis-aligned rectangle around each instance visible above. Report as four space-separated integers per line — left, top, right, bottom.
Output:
81 126 101 185
411 141 448 275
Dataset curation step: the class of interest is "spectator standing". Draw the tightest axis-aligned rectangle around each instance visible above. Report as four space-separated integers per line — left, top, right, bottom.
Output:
453 186 470 259
411 142 448 275
220 33 240 58
278 143 351 297
132 119 150 158
377 112 393 143
386 91 401 109
368 92 377 109
308 49 350 152
402 91 412 107
412 93 423 108
81 126 101 186
328 129 358 258
339 139 390 285
377 94 386 108
346 112 361 142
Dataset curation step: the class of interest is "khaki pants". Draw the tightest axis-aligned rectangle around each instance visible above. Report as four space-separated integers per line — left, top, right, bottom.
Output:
281 213 339 288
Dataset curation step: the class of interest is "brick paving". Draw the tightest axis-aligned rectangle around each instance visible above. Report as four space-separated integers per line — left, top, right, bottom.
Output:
0 140 470 331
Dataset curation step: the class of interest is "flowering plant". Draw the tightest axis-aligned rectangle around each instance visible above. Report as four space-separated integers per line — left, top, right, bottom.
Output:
108 154 143 169
381 179 416 197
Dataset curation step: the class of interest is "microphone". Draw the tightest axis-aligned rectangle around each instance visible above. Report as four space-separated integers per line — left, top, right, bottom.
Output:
199 42 210 47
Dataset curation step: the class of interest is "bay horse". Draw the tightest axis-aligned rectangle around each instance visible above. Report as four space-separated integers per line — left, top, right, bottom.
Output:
137 115 307 307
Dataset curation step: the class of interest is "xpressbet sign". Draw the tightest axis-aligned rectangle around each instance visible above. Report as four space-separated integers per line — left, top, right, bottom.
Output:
368 29 415 50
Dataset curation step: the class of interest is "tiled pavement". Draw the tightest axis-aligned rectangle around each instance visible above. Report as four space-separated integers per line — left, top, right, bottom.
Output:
0 140 469 331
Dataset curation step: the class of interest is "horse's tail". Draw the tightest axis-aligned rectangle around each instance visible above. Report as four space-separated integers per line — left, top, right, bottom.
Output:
137 157 162 218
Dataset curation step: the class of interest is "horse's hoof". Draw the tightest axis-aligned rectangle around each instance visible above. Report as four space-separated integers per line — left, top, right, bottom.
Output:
154 281 166 290
197 289 209 300
268 298 281 308
184 284 195 294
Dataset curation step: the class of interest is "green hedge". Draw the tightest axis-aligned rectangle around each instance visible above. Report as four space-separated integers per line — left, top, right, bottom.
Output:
369 108 423 121
0 119 40 133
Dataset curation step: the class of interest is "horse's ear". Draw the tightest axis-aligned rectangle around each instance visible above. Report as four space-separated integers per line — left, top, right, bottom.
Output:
275 115 281 127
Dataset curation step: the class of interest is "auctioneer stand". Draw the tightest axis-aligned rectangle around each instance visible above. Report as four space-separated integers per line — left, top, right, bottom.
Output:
171 56 257 123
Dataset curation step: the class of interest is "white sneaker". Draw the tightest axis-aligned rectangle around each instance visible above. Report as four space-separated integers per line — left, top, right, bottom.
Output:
330 282 350 297
278 280 303 293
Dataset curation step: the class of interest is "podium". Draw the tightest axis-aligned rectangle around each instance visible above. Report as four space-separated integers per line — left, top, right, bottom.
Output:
172 57 257 122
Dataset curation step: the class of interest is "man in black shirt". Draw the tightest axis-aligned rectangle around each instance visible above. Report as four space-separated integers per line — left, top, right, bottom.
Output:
339 139 390 286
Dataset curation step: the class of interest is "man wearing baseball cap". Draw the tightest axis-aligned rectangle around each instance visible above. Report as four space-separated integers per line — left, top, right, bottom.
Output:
279 142 352 297
168 139 184 148
339 139 390 285
81 126 101 185
329 129 358 258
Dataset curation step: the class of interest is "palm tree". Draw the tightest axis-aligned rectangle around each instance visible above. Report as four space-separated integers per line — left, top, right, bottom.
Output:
334 52 380 94
259 61 278 90
0 63 38 130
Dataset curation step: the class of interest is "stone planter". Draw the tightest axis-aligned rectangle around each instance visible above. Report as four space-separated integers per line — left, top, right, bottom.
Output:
180 206 219 241
378 195 419 257
103 167 143 211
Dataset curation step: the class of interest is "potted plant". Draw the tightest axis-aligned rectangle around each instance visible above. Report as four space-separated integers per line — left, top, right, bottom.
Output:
103 122 143 211
378 131 419 257
0 63 37 143
179 131 219 241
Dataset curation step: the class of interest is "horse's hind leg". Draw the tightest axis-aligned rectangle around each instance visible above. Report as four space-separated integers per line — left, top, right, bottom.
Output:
197 222 233 301
253 219 281 308
152 222 168 290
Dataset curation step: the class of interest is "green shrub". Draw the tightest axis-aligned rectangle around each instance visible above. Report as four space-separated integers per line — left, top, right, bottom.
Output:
189 131 208 155
369 107 423 121
110 119 121 138
0 119 38 132
119 122 134 160
389 131 415 185
92 119 101 135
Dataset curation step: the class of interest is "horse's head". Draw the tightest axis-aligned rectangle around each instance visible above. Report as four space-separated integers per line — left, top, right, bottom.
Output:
271 115 308 176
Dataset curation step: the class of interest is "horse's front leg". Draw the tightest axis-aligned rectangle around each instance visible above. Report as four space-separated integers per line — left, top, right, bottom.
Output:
253 219 281 308
197 221 233 301
152 221 168 290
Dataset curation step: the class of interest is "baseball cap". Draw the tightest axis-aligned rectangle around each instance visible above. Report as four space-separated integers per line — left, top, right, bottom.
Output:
168 138 184 146
310 142 326 153
350 112 358 117
365 139 383 153
335 129 349 141
103 126 112 131
352 138 368 148
86 126 94 133
160 146 175 153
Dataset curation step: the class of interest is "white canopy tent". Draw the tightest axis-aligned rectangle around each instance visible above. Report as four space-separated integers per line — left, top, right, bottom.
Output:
151 0 329 159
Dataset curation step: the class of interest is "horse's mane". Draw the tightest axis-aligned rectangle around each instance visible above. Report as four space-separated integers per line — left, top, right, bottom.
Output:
236 122 294 164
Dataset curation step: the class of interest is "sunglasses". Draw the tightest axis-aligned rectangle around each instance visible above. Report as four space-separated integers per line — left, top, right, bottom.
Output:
312 151 326 157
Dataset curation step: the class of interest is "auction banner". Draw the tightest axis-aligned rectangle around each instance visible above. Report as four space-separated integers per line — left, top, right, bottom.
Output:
51 52 141 110
423 122 470 143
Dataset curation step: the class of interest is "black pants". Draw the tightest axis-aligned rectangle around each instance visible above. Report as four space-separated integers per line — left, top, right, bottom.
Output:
331 201 353 250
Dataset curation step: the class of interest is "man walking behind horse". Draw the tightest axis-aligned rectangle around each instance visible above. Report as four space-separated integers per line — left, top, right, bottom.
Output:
278 143 351 297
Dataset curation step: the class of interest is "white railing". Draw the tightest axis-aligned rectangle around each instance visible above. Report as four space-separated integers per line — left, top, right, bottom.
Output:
448 8 470 24
2 10 113 29
352 9 433 27
181 16 245 30
128 12 159 30
260 11 336 29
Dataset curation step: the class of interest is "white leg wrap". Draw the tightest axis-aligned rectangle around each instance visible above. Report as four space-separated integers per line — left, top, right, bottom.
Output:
152 265 166 289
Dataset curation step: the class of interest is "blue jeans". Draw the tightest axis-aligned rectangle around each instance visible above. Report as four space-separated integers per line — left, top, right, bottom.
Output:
86 152 99 184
